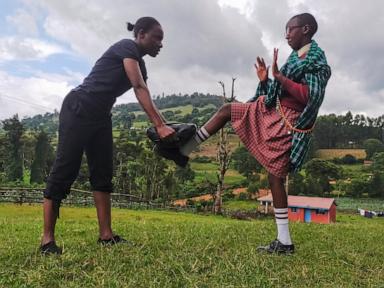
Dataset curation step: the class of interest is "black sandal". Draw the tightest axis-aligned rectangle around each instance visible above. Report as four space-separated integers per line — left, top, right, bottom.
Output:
97 235 129 246
40 241 62 255
257 239 295 254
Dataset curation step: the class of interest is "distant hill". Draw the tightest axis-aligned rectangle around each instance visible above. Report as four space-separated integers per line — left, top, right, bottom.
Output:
20 93 224 133
114 92 223 114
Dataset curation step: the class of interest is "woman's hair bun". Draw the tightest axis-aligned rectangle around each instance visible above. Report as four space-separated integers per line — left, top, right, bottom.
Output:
127 22 135 31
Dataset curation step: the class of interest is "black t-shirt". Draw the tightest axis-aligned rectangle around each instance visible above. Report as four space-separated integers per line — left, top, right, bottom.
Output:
73 39 147 118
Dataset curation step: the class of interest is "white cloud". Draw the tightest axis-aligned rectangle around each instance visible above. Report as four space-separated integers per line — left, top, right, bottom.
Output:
1 0 383 119
6 9 39 36
0 36 66 62
321 71 384 117
0 70 75 119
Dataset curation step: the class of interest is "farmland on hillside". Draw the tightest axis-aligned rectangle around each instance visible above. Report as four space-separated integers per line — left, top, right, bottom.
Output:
315 149 366 160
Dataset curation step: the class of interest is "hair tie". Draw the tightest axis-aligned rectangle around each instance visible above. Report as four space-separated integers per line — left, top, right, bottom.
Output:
126 22 135 31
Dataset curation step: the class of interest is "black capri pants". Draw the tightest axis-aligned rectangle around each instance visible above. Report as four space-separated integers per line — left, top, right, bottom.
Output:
44 91 113 205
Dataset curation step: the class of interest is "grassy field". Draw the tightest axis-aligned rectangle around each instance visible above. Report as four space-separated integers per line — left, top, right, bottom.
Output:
133 105 195 118
191 162 246 185
335 197 384 211
132 121 149 129
315 149 366 160
1 204 383 287
223 200 259 212
191 134 242 158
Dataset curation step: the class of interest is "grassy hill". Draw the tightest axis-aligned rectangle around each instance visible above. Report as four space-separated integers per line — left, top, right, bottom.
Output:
1 204 383 287
190 161 245 185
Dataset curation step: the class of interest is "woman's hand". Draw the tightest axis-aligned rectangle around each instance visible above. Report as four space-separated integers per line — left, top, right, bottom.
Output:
272 48 283 82
156 124 177 141
254 56 269 82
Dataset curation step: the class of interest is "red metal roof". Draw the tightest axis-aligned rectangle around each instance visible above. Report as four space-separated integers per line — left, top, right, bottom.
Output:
257 195 336 210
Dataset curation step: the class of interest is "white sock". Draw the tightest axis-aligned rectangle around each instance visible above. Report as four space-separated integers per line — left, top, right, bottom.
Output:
179 127 210 156
274 208 292 245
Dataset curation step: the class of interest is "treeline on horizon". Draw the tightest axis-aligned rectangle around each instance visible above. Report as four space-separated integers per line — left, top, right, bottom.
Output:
11 93 384 150
0 92 383 201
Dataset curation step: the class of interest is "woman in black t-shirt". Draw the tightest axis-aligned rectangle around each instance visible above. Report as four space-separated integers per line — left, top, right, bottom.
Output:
40 17 175 255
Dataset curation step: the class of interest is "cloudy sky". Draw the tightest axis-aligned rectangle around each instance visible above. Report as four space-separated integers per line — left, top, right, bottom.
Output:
0 0 383 120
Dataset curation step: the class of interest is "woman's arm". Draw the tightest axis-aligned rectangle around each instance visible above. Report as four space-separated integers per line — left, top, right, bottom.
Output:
123 58 174 139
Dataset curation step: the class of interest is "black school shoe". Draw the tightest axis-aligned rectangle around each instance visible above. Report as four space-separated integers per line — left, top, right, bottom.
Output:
40 241 62 255
97 235 129 246
257 239 295 254
154 145 189 168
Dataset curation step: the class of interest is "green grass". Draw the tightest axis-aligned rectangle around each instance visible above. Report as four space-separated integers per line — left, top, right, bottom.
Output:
190 162 218 171
191 162 245 185
1 204 383 287
223 200 259 211
132 121 149 128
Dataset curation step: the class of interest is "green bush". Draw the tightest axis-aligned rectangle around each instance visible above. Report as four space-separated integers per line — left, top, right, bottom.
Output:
186 199 195 206
346 177 369 198
331 156 358 165
192 156 212 163
238 192 248 200
247 182 260 194
222 192 235 201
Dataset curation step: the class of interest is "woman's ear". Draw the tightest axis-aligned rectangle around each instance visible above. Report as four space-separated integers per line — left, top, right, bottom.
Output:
137 29 146 40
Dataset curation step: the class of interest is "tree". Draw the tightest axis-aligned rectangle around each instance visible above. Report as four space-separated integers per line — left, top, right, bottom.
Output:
304 159 341 196
2 115 24 182
174 164 195 183
288 173 305 195
363 139 384 160
341 154 357 165
371 152 384 171
213 78 236 214
304 175 323 196
0 134 7 174
30 130 54 184
347 178 369 198
369 172 384 198
370 152 384 198
232 146 262 179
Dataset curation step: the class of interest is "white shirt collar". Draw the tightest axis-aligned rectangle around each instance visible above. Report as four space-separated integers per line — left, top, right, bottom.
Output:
298 43 311 57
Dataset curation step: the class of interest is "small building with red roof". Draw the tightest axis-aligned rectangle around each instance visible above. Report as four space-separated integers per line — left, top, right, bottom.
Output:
257 195 337 224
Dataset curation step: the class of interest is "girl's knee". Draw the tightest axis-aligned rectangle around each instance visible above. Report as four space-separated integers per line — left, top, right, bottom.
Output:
218 103 231 119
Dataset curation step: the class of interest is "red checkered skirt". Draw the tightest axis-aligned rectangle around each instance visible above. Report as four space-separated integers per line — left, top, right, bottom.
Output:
231 96 301 178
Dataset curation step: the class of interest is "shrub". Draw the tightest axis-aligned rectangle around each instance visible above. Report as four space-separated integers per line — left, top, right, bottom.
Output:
346 178 369 198
222 192 235 201
247 182 260 194
238 192 248 200
341 154 357 165
192 156 212 163
186 199 195 206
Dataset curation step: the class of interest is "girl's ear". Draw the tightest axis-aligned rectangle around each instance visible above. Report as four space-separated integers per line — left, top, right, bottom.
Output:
302 24 310 35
